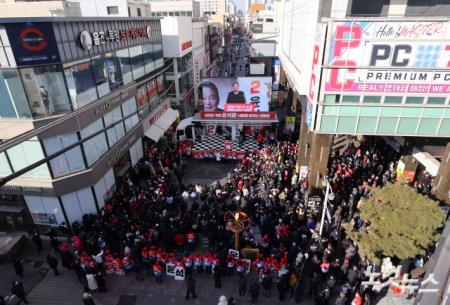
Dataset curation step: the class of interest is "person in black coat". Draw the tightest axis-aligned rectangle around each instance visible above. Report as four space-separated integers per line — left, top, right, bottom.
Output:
96 271 106 293
47 254 59 276
32 232 43 253
61 250 73 269
238 273 247 296
214 265 222 288
11 280 28 304
185 275 197 299
250 281 260 303
12 258 24 277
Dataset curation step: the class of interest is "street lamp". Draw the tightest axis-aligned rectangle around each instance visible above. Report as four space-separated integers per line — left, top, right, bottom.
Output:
319 179 334 236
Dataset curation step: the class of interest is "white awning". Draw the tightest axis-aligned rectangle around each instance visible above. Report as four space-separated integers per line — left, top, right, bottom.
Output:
155 108 179 131
412 150 440 176
144 124 165 142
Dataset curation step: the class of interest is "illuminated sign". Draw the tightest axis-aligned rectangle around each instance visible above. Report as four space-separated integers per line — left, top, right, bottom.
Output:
79 26 152 50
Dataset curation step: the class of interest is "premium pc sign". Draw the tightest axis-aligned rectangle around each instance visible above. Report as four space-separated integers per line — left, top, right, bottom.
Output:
324 20 450 94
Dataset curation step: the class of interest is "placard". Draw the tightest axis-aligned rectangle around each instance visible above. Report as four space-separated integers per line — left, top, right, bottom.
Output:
174 266 185 280
229 249 239 260
166 263 175 276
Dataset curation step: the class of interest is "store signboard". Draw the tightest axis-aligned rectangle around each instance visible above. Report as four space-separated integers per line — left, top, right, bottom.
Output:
307 24 326 130
324 20 450 94
5 22 60 66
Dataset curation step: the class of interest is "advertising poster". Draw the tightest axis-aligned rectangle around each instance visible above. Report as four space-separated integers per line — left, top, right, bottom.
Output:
146 78 158 104
136 84 148 109
5 22 60 66
324 20 450 94
157 74 165 93
201 77 272 112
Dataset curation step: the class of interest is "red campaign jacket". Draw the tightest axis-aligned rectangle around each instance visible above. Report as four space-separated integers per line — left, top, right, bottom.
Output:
184 256 193 268
187 232 196 243
153 262 163 275
227 257 236 268
194 253 203 267
254 257 264 269
175 233 186 246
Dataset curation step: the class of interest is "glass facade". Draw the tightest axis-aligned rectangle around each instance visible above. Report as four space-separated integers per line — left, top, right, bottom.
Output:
0 43 164 119
20 65 71 118
318 94 450 136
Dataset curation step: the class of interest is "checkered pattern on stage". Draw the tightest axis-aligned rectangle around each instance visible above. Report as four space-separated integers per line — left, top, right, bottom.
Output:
193 134 260 151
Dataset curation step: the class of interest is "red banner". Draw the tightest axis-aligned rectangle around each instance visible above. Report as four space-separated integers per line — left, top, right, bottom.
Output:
200 112 276 120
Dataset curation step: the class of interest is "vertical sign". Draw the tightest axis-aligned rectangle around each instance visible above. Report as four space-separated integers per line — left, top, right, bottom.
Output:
307 24 326 130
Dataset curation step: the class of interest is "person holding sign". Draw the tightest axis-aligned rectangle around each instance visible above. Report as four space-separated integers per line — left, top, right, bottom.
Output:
226 82 246 104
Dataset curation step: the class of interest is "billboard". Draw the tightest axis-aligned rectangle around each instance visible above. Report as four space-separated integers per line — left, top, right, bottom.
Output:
5 22 60 67
324 20 450 94
200 77 272 112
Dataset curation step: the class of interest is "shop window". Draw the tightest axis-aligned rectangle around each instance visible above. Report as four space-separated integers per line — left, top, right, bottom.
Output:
142 43 155 75
405 96 424 104
92 54 123 98
107 6 119 15
64 60 98 110
129 45 145 80
362 96 381 103
427 97 446 105
104 106 125 147
417 118 439 135
116 48 133 85
43 133 86 178
0 152 12 177
80 119 108 166
154 44 164 68
20 65 71 118
357 117 377 134
324 94 339 104
7 141 51 178
319 115 337 133
439 119 450 135
122 98 138 132
157 73 165 94
397 118 419 134
0 70 31 118
337 116 357 133
377 117 398 134
146 78 158 106
384 96 402 104
136 84 148 109
342 95 360 103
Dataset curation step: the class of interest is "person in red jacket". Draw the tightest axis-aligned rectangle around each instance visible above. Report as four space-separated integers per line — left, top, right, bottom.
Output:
194 252 203 274
184 254 193 275
226 254 236 276
153 261 163 283
186 232 196 251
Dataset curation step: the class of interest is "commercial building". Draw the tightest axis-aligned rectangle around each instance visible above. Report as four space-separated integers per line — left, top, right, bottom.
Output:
192 17 211 104
0 17 179 233
149 0 201 18
161 16 196 116
278 0 450 203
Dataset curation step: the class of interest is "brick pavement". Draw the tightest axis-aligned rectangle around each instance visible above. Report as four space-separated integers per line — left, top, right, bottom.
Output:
25 264 416 305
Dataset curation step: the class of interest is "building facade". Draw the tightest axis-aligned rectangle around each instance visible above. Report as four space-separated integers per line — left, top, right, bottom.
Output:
278 0 450 203
149 0 201 18
161 16 195 116
0 17 179 233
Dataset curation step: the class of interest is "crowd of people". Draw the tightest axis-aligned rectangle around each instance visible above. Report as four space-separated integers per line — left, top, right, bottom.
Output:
8 135 435 305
